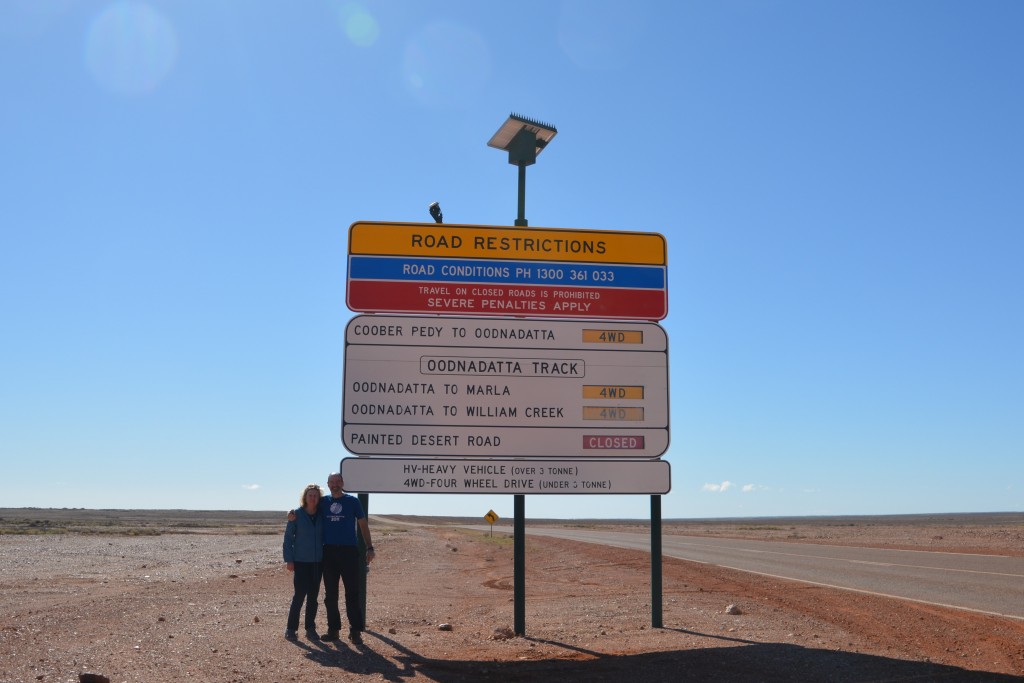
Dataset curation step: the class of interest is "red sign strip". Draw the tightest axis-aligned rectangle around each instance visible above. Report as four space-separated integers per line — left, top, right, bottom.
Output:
347 281 667 320
583 435 647 450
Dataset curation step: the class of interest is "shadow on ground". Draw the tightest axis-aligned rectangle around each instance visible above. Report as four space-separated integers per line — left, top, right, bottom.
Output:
289 629 1019 682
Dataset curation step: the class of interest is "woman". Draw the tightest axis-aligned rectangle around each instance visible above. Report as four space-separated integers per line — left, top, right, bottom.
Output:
282 483 324 641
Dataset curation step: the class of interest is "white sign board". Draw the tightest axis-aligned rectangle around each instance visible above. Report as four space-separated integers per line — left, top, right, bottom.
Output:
342 316 669 459
341 458 671 495
343 425 669 459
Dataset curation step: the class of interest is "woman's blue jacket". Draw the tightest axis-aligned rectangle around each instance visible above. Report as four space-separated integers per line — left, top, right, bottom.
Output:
282 508 323 563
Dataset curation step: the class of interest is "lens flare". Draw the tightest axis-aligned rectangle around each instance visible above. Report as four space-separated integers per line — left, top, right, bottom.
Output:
85 1 178 95
345 8 379 47
328 1 379 47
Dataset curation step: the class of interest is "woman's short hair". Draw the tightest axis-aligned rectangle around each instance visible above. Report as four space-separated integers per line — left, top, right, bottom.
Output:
299 483 322 508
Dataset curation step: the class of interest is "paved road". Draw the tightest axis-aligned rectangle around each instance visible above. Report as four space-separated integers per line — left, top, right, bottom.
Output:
460 525 1024 620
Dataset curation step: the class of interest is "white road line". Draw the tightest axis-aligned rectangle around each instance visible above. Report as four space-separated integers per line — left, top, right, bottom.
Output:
673 541 1023 578
670 537 1013 559
704 561 1024 622
521 529 1024 620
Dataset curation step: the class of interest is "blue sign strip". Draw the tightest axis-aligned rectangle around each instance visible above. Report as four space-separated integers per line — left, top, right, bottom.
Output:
349 255 666 289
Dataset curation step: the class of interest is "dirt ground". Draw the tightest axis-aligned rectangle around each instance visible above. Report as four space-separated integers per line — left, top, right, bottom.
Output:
1 512 1022 682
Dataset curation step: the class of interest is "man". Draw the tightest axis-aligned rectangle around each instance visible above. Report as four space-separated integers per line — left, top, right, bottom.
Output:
320 473 374 643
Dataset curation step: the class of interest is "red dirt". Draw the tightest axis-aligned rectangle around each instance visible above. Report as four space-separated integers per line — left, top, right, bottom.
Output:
1 517 1022 682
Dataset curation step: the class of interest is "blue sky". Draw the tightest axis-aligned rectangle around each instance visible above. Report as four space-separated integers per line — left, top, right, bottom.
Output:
2 1 1021 518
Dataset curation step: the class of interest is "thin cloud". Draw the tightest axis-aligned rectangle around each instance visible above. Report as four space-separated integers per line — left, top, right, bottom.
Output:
742 484 767 493
241 484 260 491
702 481 733 493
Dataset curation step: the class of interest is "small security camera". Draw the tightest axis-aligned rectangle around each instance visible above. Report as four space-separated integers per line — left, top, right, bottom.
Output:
428 202 443 224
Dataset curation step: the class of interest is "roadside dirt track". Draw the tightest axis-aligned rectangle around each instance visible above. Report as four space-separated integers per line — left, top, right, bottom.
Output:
1 513 1022 682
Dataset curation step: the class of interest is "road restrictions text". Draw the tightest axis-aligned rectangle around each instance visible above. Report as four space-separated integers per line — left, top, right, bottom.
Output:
346 222 667 320
341 458 671 495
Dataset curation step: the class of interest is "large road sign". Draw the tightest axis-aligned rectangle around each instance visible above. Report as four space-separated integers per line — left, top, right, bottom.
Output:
340 458 672 495
346 222 668 320
342 315 669 459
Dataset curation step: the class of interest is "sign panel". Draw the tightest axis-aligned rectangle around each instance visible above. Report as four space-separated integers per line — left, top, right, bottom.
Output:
343 424 669 459
341 458 672 495
349 222 667 264
347 316 668 350
342 316 669 459
346 222 668 320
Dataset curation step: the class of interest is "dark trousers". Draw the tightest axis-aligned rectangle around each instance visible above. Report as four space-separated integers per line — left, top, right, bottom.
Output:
287 561 322 631
323 544 363 633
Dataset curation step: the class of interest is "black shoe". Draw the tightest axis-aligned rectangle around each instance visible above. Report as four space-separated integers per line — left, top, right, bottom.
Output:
284 629 298 641
322 629 340 641
305 629 321 641
349 629 363 644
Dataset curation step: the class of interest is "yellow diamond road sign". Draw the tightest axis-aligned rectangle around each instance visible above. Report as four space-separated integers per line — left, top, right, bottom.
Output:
484 510 499 524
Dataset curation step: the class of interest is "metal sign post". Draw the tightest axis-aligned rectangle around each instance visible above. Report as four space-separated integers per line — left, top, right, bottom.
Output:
651 494 663 628
514 494 525 635
358 492 369 629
